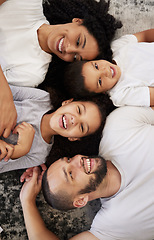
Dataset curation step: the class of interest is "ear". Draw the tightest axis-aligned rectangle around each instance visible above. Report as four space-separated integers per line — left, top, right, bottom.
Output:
68 137 81 141
73 195 89 208
72 18 83 25
62 98 74 106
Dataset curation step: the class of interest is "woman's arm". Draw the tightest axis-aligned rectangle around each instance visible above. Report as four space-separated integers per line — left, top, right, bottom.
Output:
0 0 6 5
0 65 17 138
134 29 154 42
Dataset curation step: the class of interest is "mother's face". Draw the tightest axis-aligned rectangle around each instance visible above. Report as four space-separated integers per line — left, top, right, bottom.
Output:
47 18 99 62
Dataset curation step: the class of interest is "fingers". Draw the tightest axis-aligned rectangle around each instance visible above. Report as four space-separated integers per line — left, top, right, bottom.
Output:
4 144 14 162
29 167 40 183
20 171 31 183
13 122 33 134
0 143 14 161
3 126 12 138
40 163 47 171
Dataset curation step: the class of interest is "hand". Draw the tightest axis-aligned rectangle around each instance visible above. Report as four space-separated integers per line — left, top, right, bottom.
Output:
20 164 47 183
12 122 35 158
0 140 14 161
20 167 42 205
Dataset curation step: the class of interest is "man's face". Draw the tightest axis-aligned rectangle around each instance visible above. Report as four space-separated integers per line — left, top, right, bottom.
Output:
47 155 106 200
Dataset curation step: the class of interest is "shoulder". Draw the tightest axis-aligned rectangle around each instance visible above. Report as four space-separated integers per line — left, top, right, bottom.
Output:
111 34 138 52
99 106 154 157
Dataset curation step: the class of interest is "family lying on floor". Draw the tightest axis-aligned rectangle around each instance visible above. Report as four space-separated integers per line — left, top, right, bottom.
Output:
0 0 154 239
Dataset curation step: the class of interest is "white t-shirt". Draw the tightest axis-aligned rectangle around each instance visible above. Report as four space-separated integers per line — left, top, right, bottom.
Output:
108 35 154 107
90 106 154 240
0 0 52 87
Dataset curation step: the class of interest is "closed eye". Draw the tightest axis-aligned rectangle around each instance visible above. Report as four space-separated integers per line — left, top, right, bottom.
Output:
69 171 73 179
98 78 102 87
80 123 84 133
77 106 81 114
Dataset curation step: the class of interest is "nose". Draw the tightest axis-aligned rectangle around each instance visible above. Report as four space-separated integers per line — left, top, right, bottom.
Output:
65 43 76 54
70 116 79 126
68 155 83 169
101 67 111 77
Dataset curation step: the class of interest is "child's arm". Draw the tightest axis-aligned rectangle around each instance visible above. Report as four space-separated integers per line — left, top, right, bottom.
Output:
11 122 35 159
0 65 17 138
0 140 14 162
134 29 154 42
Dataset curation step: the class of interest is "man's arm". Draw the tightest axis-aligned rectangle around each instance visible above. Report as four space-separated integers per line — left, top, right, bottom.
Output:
0 66 17 137
134 28 154 42
20 168 98 240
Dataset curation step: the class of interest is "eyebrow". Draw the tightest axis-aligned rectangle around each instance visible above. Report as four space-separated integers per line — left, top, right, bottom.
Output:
82 35 86 49
63 167 69 182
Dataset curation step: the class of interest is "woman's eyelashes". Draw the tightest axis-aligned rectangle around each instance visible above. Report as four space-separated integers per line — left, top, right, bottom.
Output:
76 36 80 46
80 124 84 133
77 105 81 114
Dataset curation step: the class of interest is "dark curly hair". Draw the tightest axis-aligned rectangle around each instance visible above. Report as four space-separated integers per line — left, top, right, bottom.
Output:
43 0 122 61
39 0 122 93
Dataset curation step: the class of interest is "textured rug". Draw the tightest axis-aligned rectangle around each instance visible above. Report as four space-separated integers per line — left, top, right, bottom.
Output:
0 0 154 239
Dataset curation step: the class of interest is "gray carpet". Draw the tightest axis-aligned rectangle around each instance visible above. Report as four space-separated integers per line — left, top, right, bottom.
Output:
0 1 154 239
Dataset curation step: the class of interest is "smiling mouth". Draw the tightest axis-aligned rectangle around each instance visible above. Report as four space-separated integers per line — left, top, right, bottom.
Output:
82 157 91 174
57 37 64 53
62 115 67 129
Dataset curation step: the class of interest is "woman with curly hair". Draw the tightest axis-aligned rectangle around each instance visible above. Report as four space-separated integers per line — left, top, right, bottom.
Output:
0 0 121 139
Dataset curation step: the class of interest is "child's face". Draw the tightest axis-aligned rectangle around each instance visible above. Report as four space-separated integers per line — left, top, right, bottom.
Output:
49 100 102 140
82 60 121 93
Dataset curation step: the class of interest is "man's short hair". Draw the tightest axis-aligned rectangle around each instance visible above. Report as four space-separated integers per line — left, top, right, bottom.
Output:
42 169 75 211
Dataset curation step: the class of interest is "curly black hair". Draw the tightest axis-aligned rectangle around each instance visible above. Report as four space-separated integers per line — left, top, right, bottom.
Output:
43 0 122 61
39 0 122 93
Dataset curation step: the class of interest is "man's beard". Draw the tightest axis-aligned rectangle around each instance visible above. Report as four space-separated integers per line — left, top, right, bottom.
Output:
79 156 107 195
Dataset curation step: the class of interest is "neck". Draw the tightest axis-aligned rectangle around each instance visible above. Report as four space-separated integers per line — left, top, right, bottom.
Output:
37 24 54 53
88 161 121 201
41 113 56 143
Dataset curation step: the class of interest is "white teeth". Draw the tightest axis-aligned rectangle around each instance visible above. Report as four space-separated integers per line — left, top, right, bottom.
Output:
111 68 114 77
86 158 91 173
62 115 67 129
58 38 64 52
